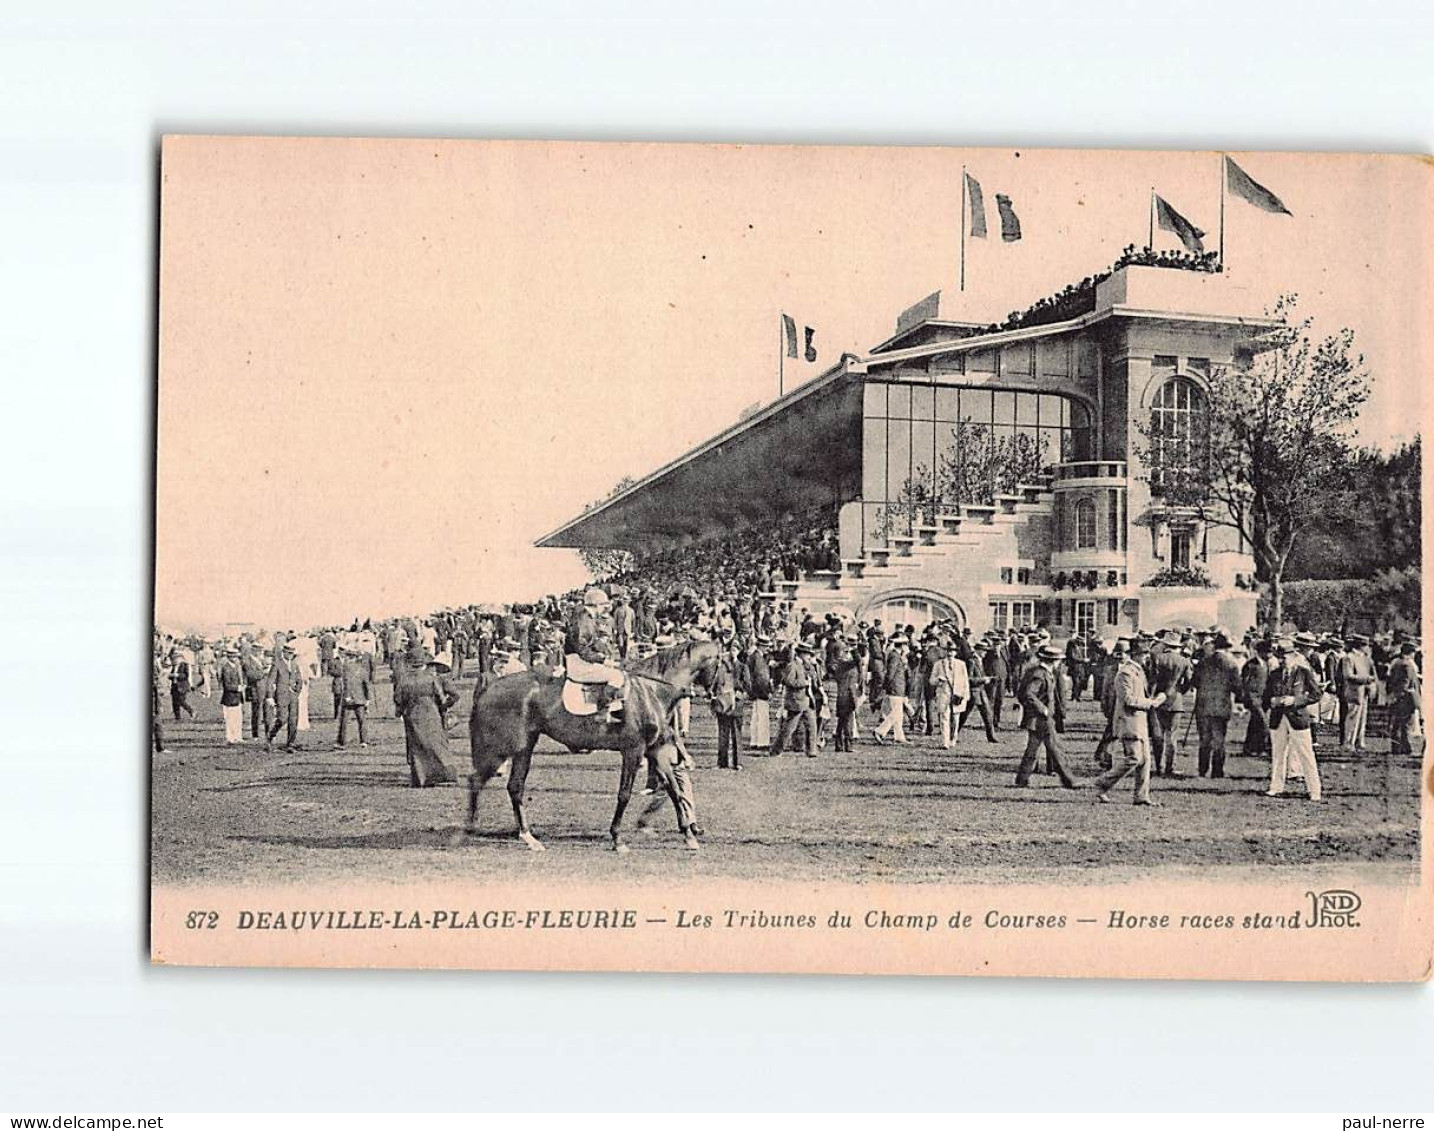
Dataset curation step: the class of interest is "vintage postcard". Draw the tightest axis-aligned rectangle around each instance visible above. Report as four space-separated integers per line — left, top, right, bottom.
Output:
151 137 1433 979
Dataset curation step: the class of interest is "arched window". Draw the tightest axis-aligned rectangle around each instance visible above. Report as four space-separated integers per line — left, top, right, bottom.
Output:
1150 377 1207 489
1074 497 1097 549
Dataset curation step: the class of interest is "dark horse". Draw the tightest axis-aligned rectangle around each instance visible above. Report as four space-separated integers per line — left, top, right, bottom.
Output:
460 638 720 853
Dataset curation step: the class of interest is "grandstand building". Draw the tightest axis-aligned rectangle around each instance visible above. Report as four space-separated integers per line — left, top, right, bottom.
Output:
538 263 1275 640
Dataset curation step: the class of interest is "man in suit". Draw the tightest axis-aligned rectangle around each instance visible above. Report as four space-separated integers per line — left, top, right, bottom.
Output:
612 594 635 661
745 635 773 751
1147 629 1194 776
239 639 268 738
266 642 305 752
709 640 742 770
168 650 195 721
982 635 1009 729
1241 641 1272 756
1065 634 1088 701
873 638 910 745
1014 644 1079 789
318 629 338 714
218 646 247 744
1093 638 1166 805
960 637 1000 742
771 641 818 758
1005 631 1024 696
1386 640 1423 757
920 629 944 736
1338 633 1377 751
1193 630 1242 778
928 641 965 749
1263 635 1324 801
335 647 374 748
833 637 863 753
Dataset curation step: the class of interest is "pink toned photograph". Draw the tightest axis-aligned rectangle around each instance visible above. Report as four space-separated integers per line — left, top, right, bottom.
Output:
151 138 1431 979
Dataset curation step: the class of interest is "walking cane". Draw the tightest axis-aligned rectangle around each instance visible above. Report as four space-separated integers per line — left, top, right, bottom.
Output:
1179 709 1196 750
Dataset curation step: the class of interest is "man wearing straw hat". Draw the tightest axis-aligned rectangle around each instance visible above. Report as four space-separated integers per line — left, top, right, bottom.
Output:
1014 643 1079 790
1192 628 1241 779
745 634 773 751
1263 635 1324 802
771 640 819 758
265 641 304 752
1093 637 1165 805
335 646 373 749
218 646 246 745
1338 633 1377 751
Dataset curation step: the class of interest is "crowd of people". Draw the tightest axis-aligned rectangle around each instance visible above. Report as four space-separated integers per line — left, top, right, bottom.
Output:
153 499 1422 811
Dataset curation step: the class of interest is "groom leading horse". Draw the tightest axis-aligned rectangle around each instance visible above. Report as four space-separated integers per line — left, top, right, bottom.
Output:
462 598 720 854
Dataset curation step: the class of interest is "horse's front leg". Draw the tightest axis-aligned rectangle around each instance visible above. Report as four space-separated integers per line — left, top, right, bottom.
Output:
609 745 643 854
507 746 544 851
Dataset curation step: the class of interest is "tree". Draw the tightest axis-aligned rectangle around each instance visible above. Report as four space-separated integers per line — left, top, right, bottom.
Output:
1284 438 1421 579
937 419 1050 507
578 476 638 581
1140 295 1371 629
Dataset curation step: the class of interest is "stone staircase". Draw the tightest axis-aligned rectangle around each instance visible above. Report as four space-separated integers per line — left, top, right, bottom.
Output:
776 479 1055 622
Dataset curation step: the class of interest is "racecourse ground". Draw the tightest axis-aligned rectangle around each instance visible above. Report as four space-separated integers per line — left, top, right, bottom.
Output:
151 668 1423 888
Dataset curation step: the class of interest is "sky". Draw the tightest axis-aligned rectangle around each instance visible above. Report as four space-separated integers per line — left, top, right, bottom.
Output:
155 140 1430 632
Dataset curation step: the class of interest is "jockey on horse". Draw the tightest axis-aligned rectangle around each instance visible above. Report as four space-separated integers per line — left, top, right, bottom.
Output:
564 587 626 722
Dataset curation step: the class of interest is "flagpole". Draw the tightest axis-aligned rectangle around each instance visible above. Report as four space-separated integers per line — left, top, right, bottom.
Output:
1218 153 1226 271
1148 188 1155 250
778 314 785 398
960 164 967 293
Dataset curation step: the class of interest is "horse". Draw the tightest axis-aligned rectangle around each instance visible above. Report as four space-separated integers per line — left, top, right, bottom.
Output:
460 638 721 853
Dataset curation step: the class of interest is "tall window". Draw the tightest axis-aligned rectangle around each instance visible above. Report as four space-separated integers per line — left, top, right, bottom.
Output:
1150 377 1207 491
1074 498 1097 549
1075 599 1097 639
1170 527 1192 571
862 381 1092 545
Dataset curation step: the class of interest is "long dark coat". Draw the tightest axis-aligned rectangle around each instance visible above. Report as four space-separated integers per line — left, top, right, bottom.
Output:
393 664 459 786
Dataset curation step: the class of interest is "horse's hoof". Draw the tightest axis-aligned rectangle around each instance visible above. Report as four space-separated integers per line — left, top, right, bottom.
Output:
683 834 701 853
518 833 546 852
613 841 630 855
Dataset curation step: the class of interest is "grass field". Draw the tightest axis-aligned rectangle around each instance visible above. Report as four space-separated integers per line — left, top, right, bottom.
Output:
151 668 1422 888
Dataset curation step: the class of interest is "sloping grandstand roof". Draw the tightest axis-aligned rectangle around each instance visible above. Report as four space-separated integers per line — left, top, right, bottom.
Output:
535 359 864 550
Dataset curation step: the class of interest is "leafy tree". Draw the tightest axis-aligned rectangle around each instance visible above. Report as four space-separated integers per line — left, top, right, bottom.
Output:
1140 295 1371 629
1284 438 1421 579
936 420 1050 507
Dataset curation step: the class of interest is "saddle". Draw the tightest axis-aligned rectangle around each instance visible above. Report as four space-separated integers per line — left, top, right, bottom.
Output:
561 679 605 717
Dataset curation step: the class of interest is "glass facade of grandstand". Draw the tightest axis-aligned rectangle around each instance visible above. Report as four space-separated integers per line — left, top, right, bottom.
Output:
861 379 1092 547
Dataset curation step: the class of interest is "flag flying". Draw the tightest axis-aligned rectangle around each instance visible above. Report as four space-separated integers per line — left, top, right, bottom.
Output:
1155 194 1205 253
995 194 1022 242
803 326 817 363
781 313 798 358
965 172 988 238
1226 156 1292 215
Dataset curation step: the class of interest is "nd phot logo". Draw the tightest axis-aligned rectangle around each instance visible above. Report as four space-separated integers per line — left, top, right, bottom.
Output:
1305 889 1361 928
